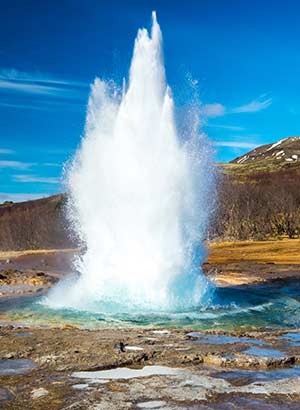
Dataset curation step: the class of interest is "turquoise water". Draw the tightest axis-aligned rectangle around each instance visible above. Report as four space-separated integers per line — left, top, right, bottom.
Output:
1 278 300 330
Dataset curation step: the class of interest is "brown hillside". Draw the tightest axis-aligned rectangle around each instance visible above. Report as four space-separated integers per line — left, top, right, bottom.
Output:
0 137 299 249
212 138 300 240
0 194 74 251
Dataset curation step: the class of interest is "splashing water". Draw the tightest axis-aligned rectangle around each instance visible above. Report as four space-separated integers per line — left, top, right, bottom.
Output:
45 12 214 314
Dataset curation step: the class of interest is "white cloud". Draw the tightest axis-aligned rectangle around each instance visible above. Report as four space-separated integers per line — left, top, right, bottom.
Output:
0 101 46 110
201 103 226 118
0 160 33 170
0 68 87 87
214 141 257 149
0 68 88 100
0 100 85 112
44 162 61 167
13 175 60 184
202 95 272 119
232 96 272 113
0 192 48 203
205 124 245 131
0 79 63 96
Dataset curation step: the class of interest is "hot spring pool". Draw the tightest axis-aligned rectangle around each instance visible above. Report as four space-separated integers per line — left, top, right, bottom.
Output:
1 278 300 331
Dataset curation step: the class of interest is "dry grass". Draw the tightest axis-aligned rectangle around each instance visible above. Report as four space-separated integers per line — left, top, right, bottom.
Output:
1 240 299 266
0 248 77 260
207 239 300 265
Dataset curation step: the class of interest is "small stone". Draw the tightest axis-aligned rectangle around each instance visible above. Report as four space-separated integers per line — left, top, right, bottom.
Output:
3 353 15 359
118 342 126 352
137 401 167 409
72 384 89 390
31 388 48 399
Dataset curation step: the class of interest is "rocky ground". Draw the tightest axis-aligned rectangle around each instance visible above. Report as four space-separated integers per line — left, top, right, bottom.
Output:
0 240 300 408
0 249 75 298
1 325 300 409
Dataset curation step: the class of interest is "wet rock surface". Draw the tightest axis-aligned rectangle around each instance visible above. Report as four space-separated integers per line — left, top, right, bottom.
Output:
0 326 300 409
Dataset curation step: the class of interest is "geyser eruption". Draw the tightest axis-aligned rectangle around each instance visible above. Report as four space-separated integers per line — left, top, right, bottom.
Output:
46 12 214 313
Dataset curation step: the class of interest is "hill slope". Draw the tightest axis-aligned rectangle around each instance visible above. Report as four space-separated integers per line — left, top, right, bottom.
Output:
220 136 300 179
0 136 299 249
212 137 300 240
0 194 75 251
231 136 300 165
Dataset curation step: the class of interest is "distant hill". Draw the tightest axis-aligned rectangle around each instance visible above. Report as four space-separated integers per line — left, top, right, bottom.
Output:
220 137 300 179
0 136 299 250
0 194 75 251
231 136 300 165
212 137 300 240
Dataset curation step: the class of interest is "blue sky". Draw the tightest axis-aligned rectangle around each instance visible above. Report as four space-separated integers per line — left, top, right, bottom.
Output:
0 0 299 202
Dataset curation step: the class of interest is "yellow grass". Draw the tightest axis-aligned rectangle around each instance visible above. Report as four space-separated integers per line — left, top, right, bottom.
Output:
0 248 77 260
207 239 300 265
1 239 299 265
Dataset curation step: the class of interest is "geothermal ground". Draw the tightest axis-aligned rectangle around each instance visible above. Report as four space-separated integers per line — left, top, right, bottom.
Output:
1 241 300 408
1 324 300 409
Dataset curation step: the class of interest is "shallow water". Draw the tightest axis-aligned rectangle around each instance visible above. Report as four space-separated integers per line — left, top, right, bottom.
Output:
0 359 36 375
0 387 12 403
279 332 300 346
72 365 185 380
214 366 300 383
1 278 300 331
186 332 266 345
15 331 32 337
242 346 286 358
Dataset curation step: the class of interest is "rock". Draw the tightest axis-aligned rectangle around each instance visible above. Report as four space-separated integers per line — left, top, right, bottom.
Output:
118 342 126 353
31 388 48 399
137 401 167 409
36 272 45 277
3 352 16 359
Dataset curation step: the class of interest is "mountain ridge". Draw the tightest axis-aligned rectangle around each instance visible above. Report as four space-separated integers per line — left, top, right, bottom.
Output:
230 136 300 165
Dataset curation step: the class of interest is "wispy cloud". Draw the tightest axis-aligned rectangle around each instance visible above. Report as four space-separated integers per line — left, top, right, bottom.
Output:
0 68 88 101
0 100 85 112
0 68 87 87
0 148 14 154
13 174 60 184
0 192 49 203
202 95 272 119
0 79 64 96
205 124 245 131
214 141 258 149
232 95 272 113
44 162 61 167
0 160 33 170
201 103 225 118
